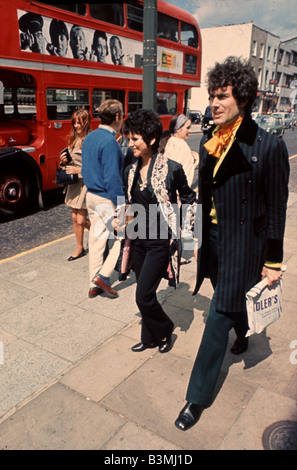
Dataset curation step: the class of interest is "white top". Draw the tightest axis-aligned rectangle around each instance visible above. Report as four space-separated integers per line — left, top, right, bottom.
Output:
163 136 195 186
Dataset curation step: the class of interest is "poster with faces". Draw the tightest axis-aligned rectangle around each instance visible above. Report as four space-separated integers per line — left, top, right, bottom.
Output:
17 10 183 74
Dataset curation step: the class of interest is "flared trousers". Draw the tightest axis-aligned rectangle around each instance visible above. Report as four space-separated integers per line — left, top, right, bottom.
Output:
132 237 174 345
186 225 248 405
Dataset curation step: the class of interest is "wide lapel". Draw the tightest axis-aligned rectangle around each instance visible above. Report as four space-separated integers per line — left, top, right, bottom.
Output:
212 142 251 188
127 159 139 203
212 115 257 188
198 126 216 184
150 152 179 239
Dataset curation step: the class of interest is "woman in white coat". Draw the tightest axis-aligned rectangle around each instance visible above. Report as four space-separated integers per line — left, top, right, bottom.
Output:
160 114 199 262
160 114 199 188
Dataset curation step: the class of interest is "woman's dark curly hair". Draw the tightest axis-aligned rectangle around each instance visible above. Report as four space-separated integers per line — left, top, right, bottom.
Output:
207 56 258 114
124 109 163 153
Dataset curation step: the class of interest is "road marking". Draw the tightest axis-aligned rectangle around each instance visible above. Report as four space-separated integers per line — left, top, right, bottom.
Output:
289 154 297 160
0 233 75 264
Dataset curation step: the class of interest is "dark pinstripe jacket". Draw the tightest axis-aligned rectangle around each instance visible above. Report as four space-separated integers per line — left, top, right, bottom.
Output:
193 114 290 313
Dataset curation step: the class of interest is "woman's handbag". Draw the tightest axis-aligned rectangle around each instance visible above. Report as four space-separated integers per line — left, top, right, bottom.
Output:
55 167 78 186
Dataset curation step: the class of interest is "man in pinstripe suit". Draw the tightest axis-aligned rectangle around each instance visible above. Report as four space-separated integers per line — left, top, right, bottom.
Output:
175 57 290 431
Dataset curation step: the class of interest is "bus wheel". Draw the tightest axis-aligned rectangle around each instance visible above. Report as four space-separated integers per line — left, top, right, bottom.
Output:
0 171 30 218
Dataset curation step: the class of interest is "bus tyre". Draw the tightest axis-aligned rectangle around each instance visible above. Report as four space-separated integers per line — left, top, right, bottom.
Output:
0 170 31 218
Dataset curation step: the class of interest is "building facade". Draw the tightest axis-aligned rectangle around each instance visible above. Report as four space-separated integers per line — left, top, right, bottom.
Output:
190 22 297 114
275 42 297 111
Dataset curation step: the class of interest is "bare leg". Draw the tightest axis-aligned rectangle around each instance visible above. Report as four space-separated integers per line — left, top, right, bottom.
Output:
70 208 87 258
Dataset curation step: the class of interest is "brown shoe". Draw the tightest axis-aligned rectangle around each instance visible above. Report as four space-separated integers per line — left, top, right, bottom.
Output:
93 276 118 298
88 287 102 298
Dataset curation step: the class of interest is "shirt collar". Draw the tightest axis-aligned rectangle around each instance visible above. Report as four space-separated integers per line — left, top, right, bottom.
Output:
99 124 116 135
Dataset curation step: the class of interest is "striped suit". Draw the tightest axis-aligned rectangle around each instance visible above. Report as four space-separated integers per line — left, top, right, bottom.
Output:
194 114 289 312
186 114 289 405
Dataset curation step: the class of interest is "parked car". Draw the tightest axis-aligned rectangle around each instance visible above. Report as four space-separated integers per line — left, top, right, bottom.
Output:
189 110 202 124
291 113 297 126
201 106 214 134
256 114 284 137
251 112 261 121
272 112 294 129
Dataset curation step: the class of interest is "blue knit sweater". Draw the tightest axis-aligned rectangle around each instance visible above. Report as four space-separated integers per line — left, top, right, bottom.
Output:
81 127 124 206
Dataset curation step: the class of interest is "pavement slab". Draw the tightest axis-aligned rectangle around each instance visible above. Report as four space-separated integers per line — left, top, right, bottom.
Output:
0 192 296 450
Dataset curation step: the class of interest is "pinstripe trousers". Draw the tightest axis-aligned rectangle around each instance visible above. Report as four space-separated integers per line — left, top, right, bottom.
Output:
186 225 248 406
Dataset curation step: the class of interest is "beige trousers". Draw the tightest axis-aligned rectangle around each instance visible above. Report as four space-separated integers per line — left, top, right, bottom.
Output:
86 192 121 287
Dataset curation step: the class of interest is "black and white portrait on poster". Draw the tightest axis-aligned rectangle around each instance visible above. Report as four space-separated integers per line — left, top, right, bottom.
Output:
17 10 183 75
17 10 142 67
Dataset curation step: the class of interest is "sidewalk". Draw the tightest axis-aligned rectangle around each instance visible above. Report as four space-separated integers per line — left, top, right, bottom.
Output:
0 193 296 450
190 123 202 134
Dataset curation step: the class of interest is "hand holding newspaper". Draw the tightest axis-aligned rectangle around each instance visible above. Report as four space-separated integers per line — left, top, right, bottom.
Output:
245 267 286 337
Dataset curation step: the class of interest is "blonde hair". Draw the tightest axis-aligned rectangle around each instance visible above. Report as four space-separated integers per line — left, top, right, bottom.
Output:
68 107 91 150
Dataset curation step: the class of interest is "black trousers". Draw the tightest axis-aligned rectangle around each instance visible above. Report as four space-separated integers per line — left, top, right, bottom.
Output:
186 225 248 405
132 238 174 345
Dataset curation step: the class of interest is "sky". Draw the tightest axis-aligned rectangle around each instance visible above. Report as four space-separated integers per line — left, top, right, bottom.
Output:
167 0 297 41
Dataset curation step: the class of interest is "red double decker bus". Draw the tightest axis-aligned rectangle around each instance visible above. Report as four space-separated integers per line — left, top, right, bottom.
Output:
0 0 201 217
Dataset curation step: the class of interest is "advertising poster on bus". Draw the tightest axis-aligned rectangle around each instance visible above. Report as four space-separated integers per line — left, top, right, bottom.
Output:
17 10 183 74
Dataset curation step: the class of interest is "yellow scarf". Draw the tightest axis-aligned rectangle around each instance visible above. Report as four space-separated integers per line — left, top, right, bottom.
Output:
204 116 243 158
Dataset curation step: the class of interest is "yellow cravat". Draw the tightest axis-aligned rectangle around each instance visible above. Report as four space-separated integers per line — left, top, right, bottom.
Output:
207 116 243 224
204 116 243 158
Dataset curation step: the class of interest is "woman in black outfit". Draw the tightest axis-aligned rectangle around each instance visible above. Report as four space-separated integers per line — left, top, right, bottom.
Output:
123 109 197 353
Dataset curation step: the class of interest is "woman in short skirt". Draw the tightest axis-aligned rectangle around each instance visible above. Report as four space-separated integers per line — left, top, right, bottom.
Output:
60 108 91 261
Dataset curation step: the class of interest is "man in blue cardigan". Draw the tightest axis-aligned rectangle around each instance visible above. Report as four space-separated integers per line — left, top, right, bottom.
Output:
82 99 124 298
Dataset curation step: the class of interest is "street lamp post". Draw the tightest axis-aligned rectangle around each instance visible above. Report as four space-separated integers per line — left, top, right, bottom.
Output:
142 0 157 111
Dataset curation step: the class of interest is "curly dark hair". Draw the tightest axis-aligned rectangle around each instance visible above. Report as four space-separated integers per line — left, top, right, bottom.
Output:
207 56 258 114
124 109 163 153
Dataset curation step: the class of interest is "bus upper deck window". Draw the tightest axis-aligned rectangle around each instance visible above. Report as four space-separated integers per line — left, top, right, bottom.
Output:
37 2 87 16
181 22 198 48
89 3 124 26
157 13 178 42
127 4 143 32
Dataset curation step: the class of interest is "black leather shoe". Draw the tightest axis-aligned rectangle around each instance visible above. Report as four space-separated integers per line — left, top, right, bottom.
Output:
159 336 172 353
175 402 204 431
67 248 87 261
230 337 249 355
131 342 157 352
